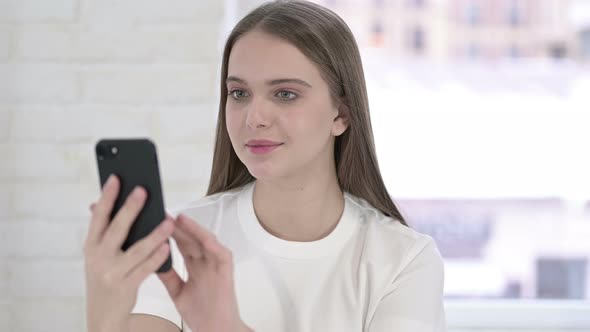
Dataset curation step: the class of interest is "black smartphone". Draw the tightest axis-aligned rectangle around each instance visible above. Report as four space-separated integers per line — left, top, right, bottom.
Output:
95 138 172 273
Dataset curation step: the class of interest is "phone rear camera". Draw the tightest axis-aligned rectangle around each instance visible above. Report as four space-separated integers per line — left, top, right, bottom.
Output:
96 144 118 160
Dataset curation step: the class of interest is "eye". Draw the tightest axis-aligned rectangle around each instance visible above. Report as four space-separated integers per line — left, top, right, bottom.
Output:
276 90 297 101
228 89 249 100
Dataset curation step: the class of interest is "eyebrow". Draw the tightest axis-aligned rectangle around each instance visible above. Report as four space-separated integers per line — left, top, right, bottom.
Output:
226 76 312 88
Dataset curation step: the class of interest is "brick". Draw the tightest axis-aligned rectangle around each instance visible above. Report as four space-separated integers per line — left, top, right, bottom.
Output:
13 182 98 219
0 143 82 181
15 25 221 62
13 25 80 61
0 221 86 258
0 110 10 141
81 0 223 26
149 105 218 144
0 184 11 218
9 259 85 298
82 65 217 104
145 26 221 62
165 186 209 211
0 64 79 103
0 260 8 298
131 141 213 208
0 299 12 332
0 29 10 59
11 298 85 332
10 108 152 143
158 144 213 184
0 0 78 23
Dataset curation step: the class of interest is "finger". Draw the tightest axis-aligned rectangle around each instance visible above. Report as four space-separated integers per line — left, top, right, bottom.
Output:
102 186 147 251
202 233 233 269
89 202 96 212
86 174 120 246
117 217 174 278
176 214 217 248
177 214 231 266
127 242 171 287
158 267 185 300
172 223 205 263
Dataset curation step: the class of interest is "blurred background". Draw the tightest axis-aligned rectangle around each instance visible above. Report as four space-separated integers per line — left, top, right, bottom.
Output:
1 0 589 331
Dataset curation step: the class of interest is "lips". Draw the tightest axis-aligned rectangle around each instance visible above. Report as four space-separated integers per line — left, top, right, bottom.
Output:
245 139 283 155
245 139 283 147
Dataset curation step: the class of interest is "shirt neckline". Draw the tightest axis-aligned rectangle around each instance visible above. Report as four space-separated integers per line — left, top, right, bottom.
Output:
237 181 359 260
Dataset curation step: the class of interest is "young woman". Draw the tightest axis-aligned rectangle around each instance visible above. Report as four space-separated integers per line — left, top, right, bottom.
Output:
84 1 446 331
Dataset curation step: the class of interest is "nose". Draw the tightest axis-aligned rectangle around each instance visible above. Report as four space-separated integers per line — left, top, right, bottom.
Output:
245 97 272 129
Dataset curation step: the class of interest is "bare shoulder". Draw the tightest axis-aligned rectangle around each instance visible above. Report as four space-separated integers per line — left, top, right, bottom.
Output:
129 314 181 332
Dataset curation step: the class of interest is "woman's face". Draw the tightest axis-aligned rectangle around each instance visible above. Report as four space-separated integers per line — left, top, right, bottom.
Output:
225 30 348 181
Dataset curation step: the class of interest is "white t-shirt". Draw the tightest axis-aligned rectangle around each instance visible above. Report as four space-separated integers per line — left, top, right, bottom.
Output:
132 181 446 332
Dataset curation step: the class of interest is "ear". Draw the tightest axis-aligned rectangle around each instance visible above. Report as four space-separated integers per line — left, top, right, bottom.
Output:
331 101 350 137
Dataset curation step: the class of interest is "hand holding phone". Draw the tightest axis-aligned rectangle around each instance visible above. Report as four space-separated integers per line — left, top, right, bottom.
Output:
83 138 174 331
94 138 172 272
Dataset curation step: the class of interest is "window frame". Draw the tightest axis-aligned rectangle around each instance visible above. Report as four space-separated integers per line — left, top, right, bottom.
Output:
445 299 590 329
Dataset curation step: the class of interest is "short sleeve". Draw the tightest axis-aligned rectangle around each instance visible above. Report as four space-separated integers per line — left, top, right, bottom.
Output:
367 237 446 332
131 237 186 330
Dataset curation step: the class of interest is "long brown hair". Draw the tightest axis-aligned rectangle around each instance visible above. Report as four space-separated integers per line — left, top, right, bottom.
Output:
206 0 407 226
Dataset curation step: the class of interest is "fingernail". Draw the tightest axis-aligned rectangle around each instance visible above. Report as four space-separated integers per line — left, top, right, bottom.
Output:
132 186 145 198
106 174 115 186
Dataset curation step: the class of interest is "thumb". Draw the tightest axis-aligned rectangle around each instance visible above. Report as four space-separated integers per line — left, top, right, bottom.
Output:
157 268 185 300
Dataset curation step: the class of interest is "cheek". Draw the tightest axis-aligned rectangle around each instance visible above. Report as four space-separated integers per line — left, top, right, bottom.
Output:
225 108 242 143
294 104 336 139
226 102 241 126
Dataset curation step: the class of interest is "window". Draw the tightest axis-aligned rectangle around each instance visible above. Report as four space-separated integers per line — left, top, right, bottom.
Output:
509 45 520 58
581 28 590 59
465 0 480 26
371 20 384 47
549 43 567 59
410 26 425 53
508 0 523 26
467 43 479 58
407 0 425 8
537 258 587 299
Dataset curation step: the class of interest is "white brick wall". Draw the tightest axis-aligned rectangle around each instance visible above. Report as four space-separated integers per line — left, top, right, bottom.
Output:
0 29 11 59
14 26 220 62
0 108 11 140
1 0 225 330
0 64 80 103
0 0 78 23
80 0 224 26
82 65 216 104
12 299 86 332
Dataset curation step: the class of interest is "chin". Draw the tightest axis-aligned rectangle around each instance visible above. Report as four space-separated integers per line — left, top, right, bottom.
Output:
245 164 277 180
238 148 291 180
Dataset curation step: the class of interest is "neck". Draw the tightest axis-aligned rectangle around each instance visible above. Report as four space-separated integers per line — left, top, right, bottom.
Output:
252 169 345 242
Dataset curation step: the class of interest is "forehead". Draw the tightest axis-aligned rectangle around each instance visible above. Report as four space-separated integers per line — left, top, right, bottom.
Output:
227 30 323 84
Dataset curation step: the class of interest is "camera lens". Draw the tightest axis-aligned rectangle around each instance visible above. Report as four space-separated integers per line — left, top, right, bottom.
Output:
111 146 118 155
